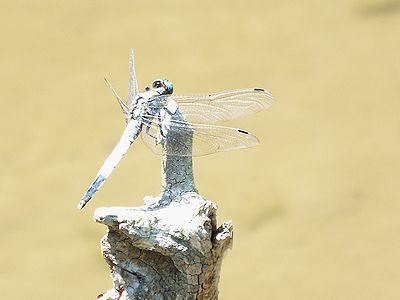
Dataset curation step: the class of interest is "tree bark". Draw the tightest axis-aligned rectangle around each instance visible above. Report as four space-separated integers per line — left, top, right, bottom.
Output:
94 193 233 300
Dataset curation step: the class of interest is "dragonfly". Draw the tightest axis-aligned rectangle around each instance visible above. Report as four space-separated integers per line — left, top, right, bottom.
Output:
77 49 273 209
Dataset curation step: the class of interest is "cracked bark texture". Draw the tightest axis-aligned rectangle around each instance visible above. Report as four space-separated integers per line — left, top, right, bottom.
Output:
158 106 198 206
95 193 233 300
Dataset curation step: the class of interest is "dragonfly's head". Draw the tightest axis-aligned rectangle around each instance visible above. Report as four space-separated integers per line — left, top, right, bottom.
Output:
151 79 173 95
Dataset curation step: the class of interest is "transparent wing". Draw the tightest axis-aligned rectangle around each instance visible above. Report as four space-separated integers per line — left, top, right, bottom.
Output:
166 88 273 124
126 48 139 111
141 115 259 157
104 77 130 119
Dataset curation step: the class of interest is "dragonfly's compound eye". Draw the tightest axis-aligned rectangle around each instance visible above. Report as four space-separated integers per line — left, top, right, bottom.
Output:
163 79 173 95
152 80 163 89
152 79 173 95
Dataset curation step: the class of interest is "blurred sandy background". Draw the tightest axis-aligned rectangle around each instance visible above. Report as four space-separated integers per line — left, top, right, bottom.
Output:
1 0 400 299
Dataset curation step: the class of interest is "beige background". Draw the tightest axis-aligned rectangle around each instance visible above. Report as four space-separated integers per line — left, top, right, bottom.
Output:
1 0 400 299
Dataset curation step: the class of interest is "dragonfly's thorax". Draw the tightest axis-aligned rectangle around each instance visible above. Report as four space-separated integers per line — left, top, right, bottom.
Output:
130 79 174 120
130 89 161 119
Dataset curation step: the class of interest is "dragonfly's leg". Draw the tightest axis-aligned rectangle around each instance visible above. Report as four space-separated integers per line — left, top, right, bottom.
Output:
142 120 163 146
152 112 166 145
159 108 174 143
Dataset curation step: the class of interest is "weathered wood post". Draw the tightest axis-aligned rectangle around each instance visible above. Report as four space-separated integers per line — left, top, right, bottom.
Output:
95 194 233 300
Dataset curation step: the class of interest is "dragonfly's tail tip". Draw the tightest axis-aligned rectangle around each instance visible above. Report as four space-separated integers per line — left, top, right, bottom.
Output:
77 198 89 210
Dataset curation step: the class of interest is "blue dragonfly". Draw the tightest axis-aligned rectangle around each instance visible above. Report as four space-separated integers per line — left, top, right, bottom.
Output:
77 50 273 209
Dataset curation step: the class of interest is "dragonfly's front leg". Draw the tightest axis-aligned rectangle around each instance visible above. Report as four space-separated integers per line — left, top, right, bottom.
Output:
143 110 167 146
78 119 142 209
157 101 179 144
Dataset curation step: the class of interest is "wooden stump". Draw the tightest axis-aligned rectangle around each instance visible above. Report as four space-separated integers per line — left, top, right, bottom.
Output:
94 192 233 300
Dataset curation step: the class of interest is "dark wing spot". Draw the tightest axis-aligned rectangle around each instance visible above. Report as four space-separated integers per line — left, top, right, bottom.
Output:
238 129 249 134
254 88 265 92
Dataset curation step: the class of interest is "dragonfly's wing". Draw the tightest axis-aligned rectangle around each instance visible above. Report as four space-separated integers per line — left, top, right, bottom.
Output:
167 88 273 124
78 119 142 209
141 115 259 157
104 78 130 118
126 48 139 111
